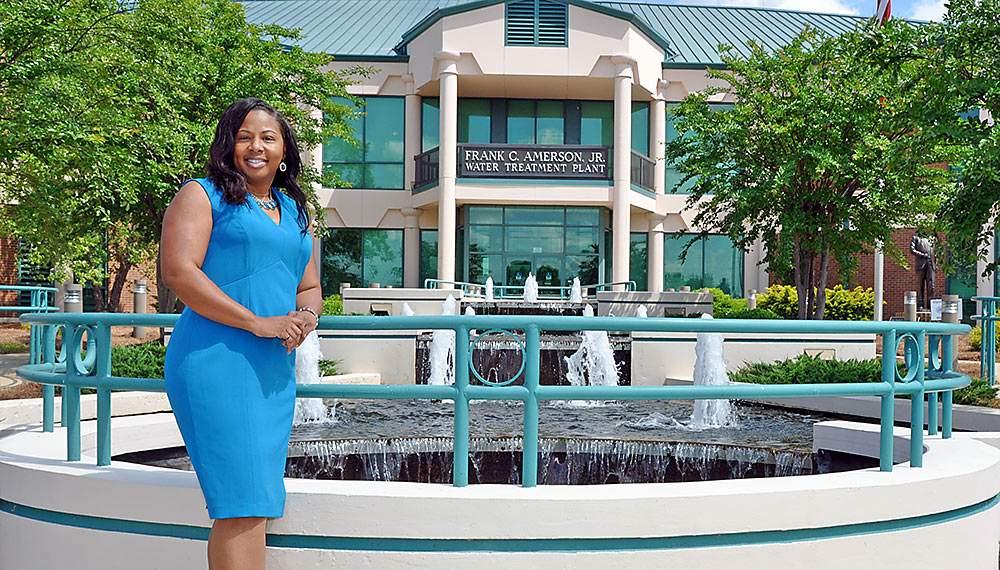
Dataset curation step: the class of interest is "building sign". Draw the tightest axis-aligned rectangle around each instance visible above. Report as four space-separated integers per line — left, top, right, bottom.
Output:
458 144 610 179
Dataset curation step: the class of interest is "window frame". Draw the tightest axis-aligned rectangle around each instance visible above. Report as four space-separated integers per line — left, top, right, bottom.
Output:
324 96 406 190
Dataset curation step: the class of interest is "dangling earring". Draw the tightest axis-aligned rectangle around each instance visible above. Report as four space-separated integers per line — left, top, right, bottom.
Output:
279 161 287 172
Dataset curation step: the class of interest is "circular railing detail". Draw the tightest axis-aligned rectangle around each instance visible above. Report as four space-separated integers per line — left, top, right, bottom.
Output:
467 328 525 387
896 333 923 384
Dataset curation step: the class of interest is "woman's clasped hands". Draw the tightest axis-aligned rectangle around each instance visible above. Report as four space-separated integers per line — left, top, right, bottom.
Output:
250 312 318 353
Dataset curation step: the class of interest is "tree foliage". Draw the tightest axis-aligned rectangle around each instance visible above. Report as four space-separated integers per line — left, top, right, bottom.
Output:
933 0 1000 276
0 0 365 311
665 22 959 319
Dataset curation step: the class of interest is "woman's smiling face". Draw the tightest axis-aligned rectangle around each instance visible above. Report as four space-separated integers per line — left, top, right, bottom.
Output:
234 109 285 190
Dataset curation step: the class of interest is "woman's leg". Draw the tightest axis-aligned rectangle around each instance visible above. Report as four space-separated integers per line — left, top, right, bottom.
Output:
208 517 267 570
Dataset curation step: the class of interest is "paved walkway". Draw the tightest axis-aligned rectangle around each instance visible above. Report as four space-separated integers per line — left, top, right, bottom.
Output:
0 354 27 389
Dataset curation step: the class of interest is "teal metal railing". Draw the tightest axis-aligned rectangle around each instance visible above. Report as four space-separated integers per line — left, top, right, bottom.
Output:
16 313 969 486
972 296 998 386
423 279 637 299
1 284 60 368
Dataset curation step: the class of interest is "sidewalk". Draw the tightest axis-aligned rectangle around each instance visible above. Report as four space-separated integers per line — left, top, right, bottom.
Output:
0 354 27 390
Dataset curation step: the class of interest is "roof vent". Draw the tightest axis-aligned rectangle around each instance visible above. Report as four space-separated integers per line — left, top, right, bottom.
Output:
506 0 568 47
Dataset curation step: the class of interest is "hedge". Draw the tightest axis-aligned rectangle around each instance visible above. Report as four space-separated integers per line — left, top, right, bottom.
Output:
756 284 876 321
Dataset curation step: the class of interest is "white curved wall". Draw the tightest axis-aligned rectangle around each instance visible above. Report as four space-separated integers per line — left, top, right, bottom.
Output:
1 412 998 569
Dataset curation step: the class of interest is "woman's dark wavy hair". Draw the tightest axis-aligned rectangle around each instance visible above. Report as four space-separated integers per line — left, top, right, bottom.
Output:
207 98 310 232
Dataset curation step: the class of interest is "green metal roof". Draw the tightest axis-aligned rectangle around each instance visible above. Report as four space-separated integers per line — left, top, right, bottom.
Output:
240 0 870 66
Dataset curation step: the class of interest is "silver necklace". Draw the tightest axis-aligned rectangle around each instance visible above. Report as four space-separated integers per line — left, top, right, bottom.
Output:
251 192 278 210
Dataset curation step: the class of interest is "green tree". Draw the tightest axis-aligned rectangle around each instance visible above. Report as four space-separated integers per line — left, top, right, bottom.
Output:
665 23 958 319
0 0 366 311
933 0 1000 276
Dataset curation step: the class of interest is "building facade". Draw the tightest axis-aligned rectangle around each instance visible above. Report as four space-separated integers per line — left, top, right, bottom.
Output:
242 0 882 297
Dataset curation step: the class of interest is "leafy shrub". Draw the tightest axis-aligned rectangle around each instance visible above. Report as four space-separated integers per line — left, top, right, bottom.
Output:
707 288 748 317
968 324 1000 352
318 359 341 377
111 342 166 379
824 285 875 321
0 341 29 354
717 308 781 320
322 295 343 316
953 378 998 407
756 284 876 320
757 285 798 319
730 354 883 385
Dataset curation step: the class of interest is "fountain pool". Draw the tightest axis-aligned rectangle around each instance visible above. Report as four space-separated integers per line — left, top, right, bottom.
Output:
114 400 872 485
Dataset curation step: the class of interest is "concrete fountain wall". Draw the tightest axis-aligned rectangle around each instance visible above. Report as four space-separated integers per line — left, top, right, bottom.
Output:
1 409 998 569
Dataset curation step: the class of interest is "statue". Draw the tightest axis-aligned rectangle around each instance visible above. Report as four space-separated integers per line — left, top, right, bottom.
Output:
910 235 936 310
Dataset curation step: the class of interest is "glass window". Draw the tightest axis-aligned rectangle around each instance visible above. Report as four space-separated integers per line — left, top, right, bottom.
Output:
422 98 439 151
458 99 491 144
663 234 743 296
504 207 563 226
566 226 599 254
324 96 404 189
462 206 609 289
580 101 613 146
468 207 503 225
321 229 403 291
536 101 564 145
507 100 535 144
364 97 404 162
565 207 601 227
630 233 648 291
664 235 703 291
469 225 504 252
702 235 743 297
420 230 438 286
631 101 649 156
506 226 563 254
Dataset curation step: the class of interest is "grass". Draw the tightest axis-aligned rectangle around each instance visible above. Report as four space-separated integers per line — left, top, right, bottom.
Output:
0 341 29 354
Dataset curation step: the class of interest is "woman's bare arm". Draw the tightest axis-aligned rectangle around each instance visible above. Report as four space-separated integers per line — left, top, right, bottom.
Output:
282 239 323 350
160 181 302 342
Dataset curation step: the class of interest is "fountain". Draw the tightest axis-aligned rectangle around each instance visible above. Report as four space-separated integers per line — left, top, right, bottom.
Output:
564 304 621 389
636 304 648 319
523 273 538 303
570 277 583 303
485 276 495 302
293 331 334 424
690 314 735 429
401 302 414 316
427 295 457 386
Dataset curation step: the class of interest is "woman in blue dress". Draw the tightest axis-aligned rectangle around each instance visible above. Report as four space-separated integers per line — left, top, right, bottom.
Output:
160 98 321 570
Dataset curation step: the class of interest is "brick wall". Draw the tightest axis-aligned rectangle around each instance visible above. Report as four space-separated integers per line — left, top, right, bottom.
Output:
767 228 951 318
113 261 158 314
849 228 948 318
0 236 18 307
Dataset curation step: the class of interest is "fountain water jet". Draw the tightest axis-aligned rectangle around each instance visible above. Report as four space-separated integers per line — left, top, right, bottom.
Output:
523 273 538 303
294 331 336 424
563 305 620 396
570 277 583 303
401 302 414 316
636 305 648 319
485 276 495 302
428 295 457 386
690 314 736 428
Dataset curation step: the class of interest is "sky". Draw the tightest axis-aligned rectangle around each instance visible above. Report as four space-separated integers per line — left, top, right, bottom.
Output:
645 0 948 21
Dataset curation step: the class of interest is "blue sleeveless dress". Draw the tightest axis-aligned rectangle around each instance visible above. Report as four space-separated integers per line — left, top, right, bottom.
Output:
164 177 312 520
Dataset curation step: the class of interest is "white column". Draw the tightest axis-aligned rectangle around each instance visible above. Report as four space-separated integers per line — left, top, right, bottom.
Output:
403 75 421 191
436 52 460 287
874 243 885 321
647 214 664 292
402 208 421 288
611 56 635 290
651 87 666 195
